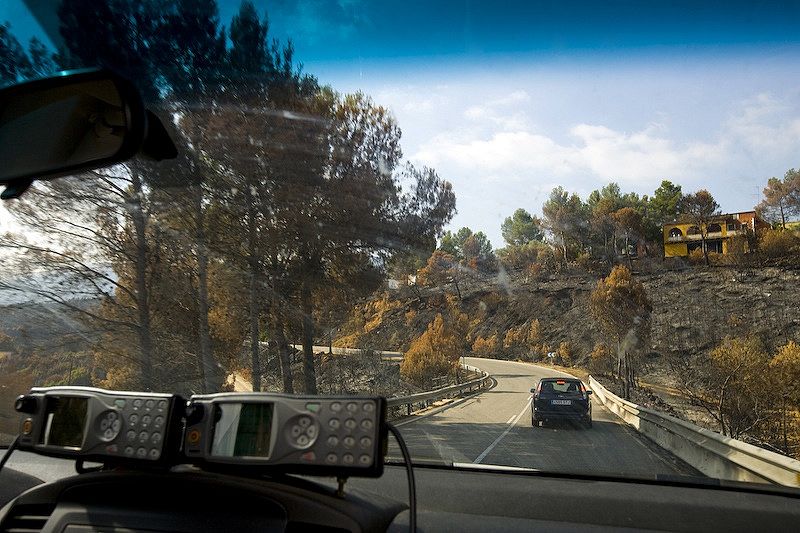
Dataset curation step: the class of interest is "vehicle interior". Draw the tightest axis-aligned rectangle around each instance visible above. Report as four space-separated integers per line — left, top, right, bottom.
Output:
2 1 800 532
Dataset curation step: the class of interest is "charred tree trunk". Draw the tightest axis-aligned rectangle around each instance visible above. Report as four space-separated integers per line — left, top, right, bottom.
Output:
129 167 154 389
194 184 216 393
271 309 294 393
300 277 318 394
245 185 261 392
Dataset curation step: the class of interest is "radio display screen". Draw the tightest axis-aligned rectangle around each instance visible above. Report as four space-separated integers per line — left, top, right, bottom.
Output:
39 396 88 448
211 403 274 458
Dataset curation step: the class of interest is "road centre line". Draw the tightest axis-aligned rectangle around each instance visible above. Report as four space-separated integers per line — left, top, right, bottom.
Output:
474 397 532 464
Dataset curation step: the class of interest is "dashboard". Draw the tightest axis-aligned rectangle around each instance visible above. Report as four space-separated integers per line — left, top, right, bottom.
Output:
3 386 800 532
3 462 800 532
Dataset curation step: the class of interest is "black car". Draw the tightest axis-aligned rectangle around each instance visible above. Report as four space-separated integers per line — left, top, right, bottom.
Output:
531 378 593 428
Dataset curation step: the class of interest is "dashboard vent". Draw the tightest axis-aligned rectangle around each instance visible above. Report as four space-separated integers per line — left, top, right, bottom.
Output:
1 504 54 533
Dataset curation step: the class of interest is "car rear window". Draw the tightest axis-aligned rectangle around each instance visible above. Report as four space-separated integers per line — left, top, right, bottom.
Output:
542 380 584 393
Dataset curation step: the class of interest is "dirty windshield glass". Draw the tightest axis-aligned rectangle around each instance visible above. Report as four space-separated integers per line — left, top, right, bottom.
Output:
2 0 800 487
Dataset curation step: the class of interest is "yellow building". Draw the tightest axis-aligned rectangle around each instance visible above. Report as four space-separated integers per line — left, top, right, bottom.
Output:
663 211 769 258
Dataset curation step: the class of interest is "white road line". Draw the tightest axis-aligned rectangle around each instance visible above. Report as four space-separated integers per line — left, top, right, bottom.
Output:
506 415 515 424
474 398 532 464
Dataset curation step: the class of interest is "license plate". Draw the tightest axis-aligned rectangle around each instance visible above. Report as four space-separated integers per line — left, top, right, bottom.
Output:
551 399 572 405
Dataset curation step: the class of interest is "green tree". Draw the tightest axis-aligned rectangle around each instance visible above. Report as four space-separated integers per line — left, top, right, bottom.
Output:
439 227 474 259
542 187 587 263
588 266 652 398
501 208 544 246
643 180 683 250
648 180 683 223
757 170 800 229
681 189 721 266
438 227 494 271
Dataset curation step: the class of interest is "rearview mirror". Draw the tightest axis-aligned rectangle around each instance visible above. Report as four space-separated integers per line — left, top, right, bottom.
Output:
586 390 593 395
0 69 175 199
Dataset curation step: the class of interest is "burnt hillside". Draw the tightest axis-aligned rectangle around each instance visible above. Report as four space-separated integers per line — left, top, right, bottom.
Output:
333 266 800 380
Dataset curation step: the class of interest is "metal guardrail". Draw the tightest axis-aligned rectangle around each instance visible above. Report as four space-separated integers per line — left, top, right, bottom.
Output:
589 375 800 487
287 344 404 362
387 364 493 417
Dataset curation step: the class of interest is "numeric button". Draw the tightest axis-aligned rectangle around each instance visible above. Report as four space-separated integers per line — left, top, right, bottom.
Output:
344 418 357 430
342 453 354 465
328 418 340 430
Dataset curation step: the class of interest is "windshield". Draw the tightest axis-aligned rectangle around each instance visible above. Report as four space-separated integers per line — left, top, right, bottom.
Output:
2 0 800 488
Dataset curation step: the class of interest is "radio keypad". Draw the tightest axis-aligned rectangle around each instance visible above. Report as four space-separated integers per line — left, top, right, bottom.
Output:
98 394 169 460
316 399 379 469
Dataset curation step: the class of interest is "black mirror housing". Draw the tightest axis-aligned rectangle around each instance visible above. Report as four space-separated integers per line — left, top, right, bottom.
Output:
0 68 175 199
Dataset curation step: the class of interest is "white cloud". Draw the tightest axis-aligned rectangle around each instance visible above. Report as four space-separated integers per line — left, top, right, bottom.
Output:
411 91 800 197
415 130 580 177
723 93 800 158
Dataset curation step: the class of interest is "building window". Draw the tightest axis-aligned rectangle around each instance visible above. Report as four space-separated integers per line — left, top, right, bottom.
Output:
707 223 722 233
668 227 683 240
687 225 701 235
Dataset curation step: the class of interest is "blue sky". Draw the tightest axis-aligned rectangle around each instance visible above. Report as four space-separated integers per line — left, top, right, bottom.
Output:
3 1 800 246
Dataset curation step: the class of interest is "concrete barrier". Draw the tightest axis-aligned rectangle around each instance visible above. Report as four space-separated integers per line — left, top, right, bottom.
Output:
589 375 800 487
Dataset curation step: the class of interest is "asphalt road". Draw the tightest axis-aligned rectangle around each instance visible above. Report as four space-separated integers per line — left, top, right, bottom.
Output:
392 357 700 479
